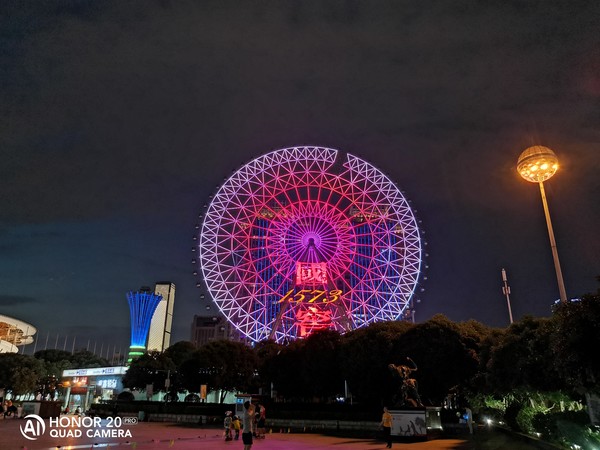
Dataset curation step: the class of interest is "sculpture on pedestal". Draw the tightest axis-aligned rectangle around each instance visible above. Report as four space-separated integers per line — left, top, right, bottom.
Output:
389 357 423 408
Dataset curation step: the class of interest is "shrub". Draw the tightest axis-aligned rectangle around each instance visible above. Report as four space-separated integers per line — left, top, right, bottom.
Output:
532 410 599 448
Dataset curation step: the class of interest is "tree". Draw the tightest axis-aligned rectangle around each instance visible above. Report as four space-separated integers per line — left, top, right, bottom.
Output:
67 351 108 369
552 289 600 394
340 321 414 404
486 316 562 396
301 329 344 401
34 349 73 380
164 341 197 367
180 340 258 403
0 354 45 395
266 330 344 402
122 351 176 394
179 349 210 395
254 339 284 397
391 315 483 404
32 349 109 399
267 338 307 401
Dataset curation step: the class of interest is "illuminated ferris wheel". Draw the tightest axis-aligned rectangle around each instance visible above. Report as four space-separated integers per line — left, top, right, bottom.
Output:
198 146 422 343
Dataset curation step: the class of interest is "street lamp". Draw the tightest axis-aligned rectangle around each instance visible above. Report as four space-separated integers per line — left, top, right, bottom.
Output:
517 145 567 304
501 268 514 324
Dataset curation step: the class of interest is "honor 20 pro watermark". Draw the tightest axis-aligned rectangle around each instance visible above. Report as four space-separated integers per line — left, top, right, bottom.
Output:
20 414 134 441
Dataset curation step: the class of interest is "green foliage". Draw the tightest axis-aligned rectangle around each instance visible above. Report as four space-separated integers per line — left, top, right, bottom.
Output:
121 351 176 392
0 353 45 395
0 350 111 397
117 391 134 401
163 341 196 367
33 349 108 381
178 340 257 402
552 294 600 394
339 321 414 404
298 330 344 401
262 338 306 401
533 409 600 449
253 339 284 395
67 350 109 369
393 315 484 404
516 403 540 434
484 316 562 396
178 349 209 393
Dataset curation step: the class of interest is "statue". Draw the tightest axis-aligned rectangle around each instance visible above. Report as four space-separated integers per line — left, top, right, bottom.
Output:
389 357 423 408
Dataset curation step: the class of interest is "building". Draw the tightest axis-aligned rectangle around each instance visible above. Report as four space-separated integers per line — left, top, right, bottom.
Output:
190 315 235 347
126 287 162 363
61 366 128 412
147 282 175 352
0 314 36 353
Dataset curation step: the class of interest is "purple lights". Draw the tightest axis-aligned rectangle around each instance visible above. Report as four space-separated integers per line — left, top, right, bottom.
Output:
198 146 423 343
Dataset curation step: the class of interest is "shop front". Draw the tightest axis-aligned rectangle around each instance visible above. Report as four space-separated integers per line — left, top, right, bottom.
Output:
62 366 127 412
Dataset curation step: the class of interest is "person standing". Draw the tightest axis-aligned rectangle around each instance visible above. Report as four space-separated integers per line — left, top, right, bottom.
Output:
380 406 393 448
242 401 255 450
224 411 233 441
232 415 241 440
256 403 266 438
465 407 473 434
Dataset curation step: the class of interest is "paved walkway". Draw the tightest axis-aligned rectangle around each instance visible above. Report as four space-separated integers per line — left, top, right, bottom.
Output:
0 417 546 450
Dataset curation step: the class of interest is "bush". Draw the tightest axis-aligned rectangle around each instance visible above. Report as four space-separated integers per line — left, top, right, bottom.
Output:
117 391 135 401
532 410 599 448
515 405 537 434
504 401 523 431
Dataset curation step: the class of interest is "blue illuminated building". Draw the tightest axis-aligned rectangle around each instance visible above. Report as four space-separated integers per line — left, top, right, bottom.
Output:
127 288 163 363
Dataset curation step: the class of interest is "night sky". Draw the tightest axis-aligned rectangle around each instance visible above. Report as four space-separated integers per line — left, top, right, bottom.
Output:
2 1 599 355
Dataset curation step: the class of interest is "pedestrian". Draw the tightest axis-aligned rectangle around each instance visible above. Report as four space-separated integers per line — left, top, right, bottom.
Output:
380 406 393 448
4 400 17 418
465 407 473 434
242 400 255 450
232 415 241 440
256 403 266 438
224 411 233 441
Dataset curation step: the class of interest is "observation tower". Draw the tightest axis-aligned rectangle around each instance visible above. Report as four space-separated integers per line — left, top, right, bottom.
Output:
126 288 163 362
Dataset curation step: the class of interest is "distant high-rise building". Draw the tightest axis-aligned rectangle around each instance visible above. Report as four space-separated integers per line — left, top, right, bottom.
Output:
127 287 162 363
147 282 175 352
190 315 234 347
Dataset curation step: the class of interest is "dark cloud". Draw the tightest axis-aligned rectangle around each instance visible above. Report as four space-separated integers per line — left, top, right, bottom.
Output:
2 1 599 223
0 294 39 306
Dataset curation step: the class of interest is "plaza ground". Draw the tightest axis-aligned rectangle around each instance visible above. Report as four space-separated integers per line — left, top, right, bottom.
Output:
0 418 557 450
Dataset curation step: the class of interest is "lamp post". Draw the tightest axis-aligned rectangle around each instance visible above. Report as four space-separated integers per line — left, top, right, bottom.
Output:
517 145 567 304
501 268 514 324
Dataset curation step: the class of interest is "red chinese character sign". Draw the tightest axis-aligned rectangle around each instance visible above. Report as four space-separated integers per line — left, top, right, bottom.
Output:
297 307 333 337
296 262 328 285
198 146 423 343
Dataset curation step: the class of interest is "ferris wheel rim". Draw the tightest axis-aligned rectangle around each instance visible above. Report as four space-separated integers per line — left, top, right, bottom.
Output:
198 146 422 343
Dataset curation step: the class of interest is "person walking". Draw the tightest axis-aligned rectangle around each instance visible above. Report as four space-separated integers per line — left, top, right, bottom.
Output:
224 411 233 441
380 406 393 448
242 401 255 450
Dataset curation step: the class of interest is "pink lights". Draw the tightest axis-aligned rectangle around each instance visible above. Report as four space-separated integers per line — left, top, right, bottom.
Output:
198 146 422 343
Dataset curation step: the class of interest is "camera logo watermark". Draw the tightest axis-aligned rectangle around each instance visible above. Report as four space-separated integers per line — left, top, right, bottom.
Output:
20 414 46 441
19 414 133 441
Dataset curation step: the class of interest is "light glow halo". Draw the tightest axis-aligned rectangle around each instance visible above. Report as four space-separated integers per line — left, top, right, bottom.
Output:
199 146 422 343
